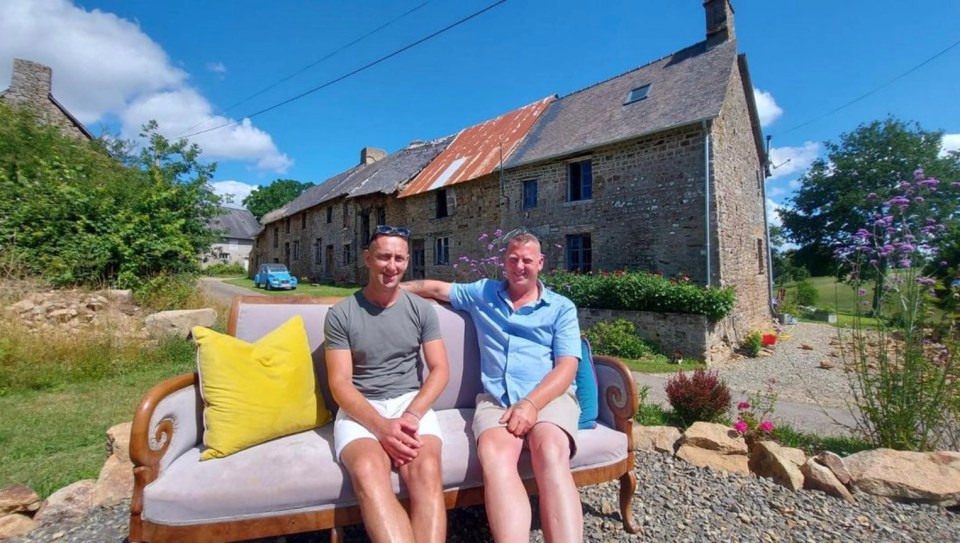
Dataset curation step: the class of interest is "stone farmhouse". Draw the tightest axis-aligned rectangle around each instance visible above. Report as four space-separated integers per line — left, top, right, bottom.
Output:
1 58 93 140
203 207 262 271
254 0 773 337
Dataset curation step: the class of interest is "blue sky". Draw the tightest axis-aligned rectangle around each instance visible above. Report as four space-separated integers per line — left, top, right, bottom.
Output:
2 0 958 224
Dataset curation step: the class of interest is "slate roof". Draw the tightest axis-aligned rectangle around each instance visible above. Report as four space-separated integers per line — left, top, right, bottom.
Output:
506 39 738 168
260 136 453 225
210 207 261 240
398 97 554 198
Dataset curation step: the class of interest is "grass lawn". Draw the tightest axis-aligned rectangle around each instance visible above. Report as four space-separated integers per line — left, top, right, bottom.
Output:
0 339 195 498
619 354 706 374
779 274 945 325
224 277 358 297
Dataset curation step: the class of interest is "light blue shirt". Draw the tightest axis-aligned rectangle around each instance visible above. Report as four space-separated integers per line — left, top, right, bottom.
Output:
449 279 581 408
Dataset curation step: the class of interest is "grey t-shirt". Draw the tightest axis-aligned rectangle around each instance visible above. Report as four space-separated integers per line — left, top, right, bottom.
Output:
324 290 442 400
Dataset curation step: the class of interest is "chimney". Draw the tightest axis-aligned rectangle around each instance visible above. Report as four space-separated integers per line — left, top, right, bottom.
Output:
360 147 387 165
704 0 735 47
7 59 53 102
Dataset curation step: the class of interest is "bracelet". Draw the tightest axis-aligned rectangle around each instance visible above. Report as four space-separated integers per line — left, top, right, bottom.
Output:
519 397 539 411
403 409 421 421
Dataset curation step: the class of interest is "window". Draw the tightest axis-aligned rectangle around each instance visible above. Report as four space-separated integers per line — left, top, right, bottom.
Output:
342 202 350 228
436 189 448 219
522 179 538 209
273 227 279 248
326 207 332 223
568 160 593 201
292 240 300 261
301 214 307 229
376 207 386 226
411 239 425 280
343 243 352 265
757 238 765 274
566 234 592 272
624 84 651 105
314 238 322 264
434 237 449 265
285 218 291 234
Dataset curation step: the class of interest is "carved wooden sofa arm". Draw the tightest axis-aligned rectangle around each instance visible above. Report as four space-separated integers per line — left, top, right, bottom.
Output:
128 373 201 543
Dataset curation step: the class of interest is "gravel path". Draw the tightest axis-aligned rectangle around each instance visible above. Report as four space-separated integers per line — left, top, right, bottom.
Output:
15 451 960 543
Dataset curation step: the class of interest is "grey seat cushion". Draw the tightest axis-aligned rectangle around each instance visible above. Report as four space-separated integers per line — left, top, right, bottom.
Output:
142 408 627 526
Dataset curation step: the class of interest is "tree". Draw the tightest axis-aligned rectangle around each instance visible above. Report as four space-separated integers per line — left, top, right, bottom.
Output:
243 179 314 220
781 118 960 258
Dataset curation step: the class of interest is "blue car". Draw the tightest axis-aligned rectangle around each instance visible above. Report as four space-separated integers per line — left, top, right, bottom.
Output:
254 263 298 290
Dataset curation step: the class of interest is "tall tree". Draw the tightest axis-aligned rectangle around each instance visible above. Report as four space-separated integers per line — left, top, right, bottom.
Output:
781 118 960 263
243 179 314 220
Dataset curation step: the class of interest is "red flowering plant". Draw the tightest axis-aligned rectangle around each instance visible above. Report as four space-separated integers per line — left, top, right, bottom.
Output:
732 378 778 446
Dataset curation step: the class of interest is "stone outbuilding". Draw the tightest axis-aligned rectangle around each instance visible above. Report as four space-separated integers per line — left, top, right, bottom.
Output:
1 58 93 140
255 0 772 342
203 207 262 271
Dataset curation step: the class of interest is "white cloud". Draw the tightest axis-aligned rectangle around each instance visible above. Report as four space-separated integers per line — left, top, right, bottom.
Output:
0 0 290 173
940 133 960 158
753 88 783 128
767 141 820 180
206 61 227 74
767 186 787 197
766 198 784 228
211 180 257 207
788 178 803 190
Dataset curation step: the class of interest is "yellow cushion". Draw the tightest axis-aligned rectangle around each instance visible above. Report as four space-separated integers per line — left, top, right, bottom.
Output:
192 315 331 460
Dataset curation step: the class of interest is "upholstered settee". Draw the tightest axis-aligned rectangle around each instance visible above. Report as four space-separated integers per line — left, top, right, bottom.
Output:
128 296 640 543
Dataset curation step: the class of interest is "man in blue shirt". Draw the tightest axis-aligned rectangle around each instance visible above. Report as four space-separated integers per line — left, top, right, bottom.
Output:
402 232 583 543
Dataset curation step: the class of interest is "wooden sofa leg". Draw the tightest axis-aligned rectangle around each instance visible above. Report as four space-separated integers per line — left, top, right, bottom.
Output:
330 526 345 543
619 471 640 534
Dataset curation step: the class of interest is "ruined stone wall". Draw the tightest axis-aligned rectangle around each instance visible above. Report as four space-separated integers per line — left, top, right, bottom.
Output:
1 59 89 140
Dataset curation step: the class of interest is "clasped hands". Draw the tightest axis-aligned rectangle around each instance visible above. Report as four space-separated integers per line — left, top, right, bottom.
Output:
376 410 422 467
499 398 539 438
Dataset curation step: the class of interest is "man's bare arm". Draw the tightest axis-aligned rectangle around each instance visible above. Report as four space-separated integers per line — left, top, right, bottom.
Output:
499 355 578 437
399 279 452 302
404 338 450 419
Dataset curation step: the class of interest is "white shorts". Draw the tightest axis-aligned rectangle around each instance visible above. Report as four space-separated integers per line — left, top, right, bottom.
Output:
333 390 443 461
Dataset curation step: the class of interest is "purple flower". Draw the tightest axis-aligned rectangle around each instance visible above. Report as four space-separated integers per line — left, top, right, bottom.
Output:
951 182 960 189
733 420 748 434
759 421 775 433
898 259 912 268
917 277 935 285
857 288 867 296
494 229 503 237
914 197 925 204
866 192 877 199
738 401 751 410
478 233 488 241
869 259 878 266
898 243 915 252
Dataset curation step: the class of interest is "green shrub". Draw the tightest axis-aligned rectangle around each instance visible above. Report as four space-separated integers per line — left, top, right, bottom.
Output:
133 273 199 311
584 319 653 359
794 278 819 306
542 271 735 321
664 368 731 424
202 262 246 276
742 330 763 357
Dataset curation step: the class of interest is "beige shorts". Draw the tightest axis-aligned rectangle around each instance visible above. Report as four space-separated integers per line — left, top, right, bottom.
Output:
472 391 580 456
333 390 443 461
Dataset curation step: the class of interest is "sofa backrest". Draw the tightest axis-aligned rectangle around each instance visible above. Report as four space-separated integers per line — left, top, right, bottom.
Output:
229 296 483 412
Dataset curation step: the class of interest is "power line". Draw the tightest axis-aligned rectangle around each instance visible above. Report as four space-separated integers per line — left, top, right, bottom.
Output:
177 1 432 137
180 0 507 140
774 37 960 137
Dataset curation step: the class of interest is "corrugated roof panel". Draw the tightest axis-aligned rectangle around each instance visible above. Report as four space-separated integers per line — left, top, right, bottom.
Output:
398 96 554 198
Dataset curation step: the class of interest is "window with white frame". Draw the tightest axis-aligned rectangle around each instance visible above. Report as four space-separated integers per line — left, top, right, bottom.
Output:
566 234 592 272
568 160 593 202
434 237 449 265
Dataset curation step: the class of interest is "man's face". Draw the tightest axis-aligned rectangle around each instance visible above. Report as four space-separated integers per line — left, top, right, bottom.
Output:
365 235 409 288
503 239 544 289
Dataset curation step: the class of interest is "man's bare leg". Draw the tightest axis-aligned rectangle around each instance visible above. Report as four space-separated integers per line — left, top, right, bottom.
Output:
528 424 582 543
398 436 445 543
341 439 415 543
477 428 528 543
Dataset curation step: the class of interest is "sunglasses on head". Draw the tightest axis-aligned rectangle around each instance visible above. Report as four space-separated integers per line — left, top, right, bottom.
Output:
373 225 410 238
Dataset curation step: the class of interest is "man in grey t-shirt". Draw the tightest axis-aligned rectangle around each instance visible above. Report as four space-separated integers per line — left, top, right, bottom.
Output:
325 226 449 543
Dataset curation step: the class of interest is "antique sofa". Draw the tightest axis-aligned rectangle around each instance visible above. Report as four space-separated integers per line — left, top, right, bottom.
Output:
129 296 639 542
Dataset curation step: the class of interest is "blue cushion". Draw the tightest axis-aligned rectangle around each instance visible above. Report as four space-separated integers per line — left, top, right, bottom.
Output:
575 337 600 429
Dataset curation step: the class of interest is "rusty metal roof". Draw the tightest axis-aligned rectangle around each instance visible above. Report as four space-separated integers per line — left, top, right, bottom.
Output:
398 96 554 198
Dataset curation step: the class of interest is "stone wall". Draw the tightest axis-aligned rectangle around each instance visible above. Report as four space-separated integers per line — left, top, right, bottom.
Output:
1 59 89 140
202 239 253 270
578 308 730 364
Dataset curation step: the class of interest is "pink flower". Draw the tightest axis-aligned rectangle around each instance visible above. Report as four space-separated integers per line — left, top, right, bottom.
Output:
733 420 748 434
737 401 750 410
759 421 774 433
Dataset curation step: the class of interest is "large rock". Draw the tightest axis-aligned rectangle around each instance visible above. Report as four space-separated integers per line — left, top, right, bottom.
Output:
675 444 750 474
802 458 855 503
106 422 132 464
748 441 805 491
0 485 39 515
845 449 960 506
92 455 133 508
103 289 133 303
682 422 748 454
814 451 852 485
633 426 682 453
33 480 95 525
145 308 216 339
0 513 35 540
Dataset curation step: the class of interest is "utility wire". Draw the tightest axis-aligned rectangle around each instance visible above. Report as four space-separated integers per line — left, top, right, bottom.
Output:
180 0 507 140
177 1 432 137
774 37 960 137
